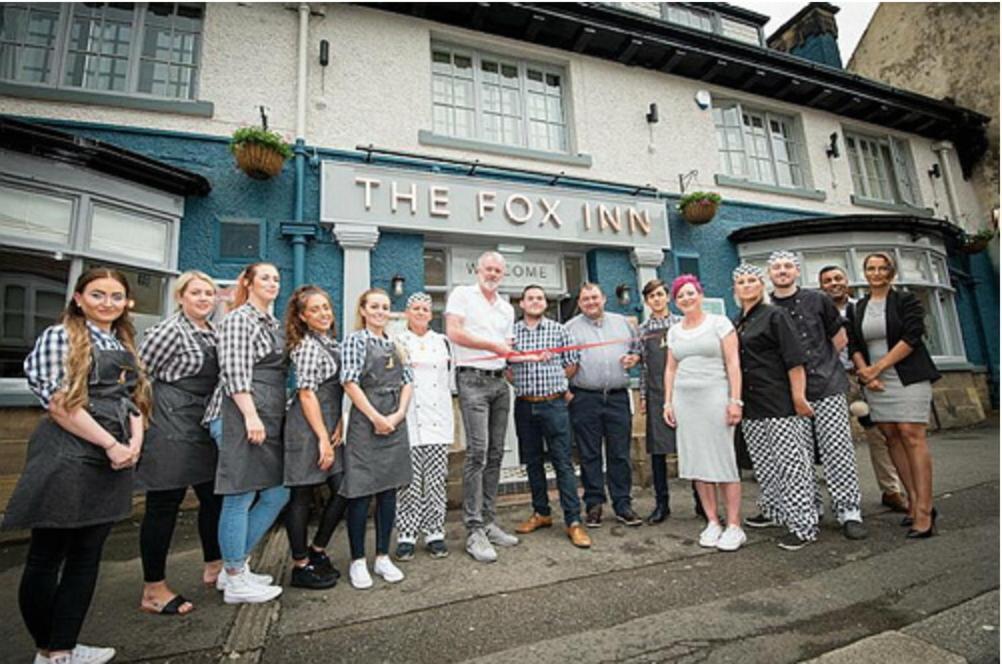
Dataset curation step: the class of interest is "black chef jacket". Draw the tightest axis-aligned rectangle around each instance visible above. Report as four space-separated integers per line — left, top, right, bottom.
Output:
735 302 807 420
771 288 849 401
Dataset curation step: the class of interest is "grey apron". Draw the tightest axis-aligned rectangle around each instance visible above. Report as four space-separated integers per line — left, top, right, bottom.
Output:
284 339 343 487
339 336 412 499
3 348 139 530
643 326 677 455
215 327 287 495
137 337 219 491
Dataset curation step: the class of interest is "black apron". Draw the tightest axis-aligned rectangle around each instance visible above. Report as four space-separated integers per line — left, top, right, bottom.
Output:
339 336 412 499
215 327 287 495
643 326 677 455
284 340 343 487
3 348 139 530
137 337 219 491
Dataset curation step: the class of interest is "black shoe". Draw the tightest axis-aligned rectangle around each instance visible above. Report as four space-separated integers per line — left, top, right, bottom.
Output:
744 513 781 529
308 548 339 579
616 509 643 527
426 540 449 559
906 526 935 539
290 563 337 590
395 542 416 561
777 532 811 551
842 520 868 540
646 501 670 525
585 505 603 528
901 507 936 529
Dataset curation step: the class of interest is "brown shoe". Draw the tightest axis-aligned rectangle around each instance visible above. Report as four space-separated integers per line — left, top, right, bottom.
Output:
515 513 553 534
566 522 592 548
881 492 909 513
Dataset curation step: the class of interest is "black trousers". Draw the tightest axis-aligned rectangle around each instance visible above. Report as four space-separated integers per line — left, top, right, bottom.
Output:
650 453 670 502
285 474 348 561
19 522 114 651
347 489 396 560
139 481 222 583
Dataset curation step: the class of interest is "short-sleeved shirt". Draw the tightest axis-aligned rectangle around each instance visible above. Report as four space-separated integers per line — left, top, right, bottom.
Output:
510 317 579 397
667 314 734 385
24 321 125 409
140 311 218 383
565 311 640 392
445 284 514 371
771 288 849 401
734 302 807 420
289 332 340 391
340 329 414 385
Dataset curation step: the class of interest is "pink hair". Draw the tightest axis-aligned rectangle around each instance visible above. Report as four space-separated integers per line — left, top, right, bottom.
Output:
670 274 703 299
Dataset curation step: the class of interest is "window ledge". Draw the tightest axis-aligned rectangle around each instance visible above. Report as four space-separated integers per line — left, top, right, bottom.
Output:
933 358 980 372
0 81 214 118
0 380 41 408
714 175 826 201
418 130 593 167
850 195 933 217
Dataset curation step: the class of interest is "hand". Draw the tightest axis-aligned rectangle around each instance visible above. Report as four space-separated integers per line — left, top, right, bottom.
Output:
371 413 395 435
619 354 639 370
493 341 513 358
639 397 647 415
662 403 676 427
726 403 743 426
793 397 815 418
127 438 143 466
564 391 575 404
866 378 886 392
105 443 133 470
317 440 335 471
244 414 266 445
857 364 881 384
331 422 344 447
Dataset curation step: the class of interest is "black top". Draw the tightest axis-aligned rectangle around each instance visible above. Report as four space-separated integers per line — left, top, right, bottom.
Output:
735 302 807 420
847 288 942 386
771 287 849 401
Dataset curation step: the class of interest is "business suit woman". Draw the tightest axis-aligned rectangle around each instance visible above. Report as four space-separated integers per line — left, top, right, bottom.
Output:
848 252 941 538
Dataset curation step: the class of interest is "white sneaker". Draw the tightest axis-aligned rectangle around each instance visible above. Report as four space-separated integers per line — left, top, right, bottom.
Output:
698 522 724 548
373 555 404 583
349 559 373 589
215 564 274 590
465 529 498 563
222 570 282 604
71 645 117 664
716 526 747 552
484 522 520 547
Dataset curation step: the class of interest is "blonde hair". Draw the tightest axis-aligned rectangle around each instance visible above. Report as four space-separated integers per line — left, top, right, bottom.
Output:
174 270 217 308
354 288 389 331
284 285 336 352
229 262 277 312
862 251 897 280
732 273 771 308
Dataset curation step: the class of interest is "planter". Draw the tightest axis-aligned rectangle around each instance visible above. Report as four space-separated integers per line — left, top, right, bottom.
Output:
680 200 718 225
234 143 286 180
959 236 991 254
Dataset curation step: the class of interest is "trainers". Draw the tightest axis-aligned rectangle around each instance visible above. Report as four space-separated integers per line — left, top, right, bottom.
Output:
223 570 282 604
699 522 724 548
465 529 498 563
616 508 643 527
743 513 781 529
777 532 811 551
426 539 449 558
349 559 373 589
373 555 405 583
716 526 747 552
585 505 603 528
308 548 339 578
515 512 553 534
566 522 592 548
485 522 520 547
394 542 416 561
215 564 273 591
842 520 869 540
290 563 337 590
70 645 117 664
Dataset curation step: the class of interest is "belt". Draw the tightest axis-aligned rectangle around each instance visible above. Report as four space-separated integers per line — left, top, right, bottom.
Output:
458 366 505 378
572 387 628 396
517 392 565 403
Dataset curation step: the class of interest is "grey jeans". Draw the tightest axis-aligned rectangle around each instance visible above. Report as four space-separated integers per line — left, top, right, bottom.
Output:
458 371 511 532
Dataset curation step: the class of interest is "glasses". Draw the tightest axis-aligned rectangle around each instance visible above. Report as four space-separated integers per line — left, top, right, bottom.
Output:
84 291 127 304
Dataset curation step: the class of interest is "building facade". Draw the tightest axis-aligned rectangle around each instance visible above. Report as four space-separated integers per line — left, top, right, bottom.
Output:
0 2 997 505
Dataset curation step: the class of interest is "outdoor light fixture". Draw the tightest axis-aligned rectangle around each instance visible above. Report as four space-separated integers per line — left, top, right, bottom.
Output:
928 163 942 179
391 274 406 298
319 39 330 67
646 102 659 124
615 283 632 306
825 132 840 159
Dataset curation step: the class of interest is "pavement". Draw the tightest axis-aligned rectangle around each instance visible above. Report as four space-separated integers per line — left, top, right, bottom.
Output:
1 421 998 663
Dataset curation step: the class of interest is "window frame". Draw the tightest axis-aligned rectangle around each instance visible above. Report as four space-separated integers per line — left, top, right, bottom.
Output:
216 216 267 264
844 128 922 208
607 3 764 46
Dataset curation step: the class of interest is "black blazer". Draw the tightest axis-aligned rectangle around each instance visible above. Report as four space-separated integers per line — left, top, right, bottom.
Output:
847 288 941 386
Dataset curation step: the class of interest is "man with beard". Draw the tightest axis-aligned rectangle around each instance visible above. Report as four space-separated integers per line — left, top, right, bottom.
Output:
764 251 868 540
818 265 909 514
446 251 519 562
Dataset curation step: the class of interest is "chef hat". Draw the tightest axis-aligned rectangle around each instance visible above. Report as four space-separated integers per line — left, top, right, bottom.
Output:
405 292 433 309
767 250 800 267
732 263 765 281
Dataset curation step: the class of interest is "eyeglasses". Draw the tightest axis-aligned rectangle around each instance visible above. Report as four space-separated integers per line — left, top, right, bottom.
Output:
84 291 127 304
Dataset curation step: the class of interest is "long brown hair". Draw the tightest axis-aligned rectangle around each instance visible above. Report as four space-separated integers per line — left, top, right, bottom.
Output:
61 267 152 420
229 262 276 312
284 285 336 352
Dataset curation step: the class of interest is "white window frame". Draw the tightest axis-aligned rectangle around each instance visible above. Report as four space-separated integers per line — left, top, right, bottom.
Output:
606 3 763 45
844 129 921 207
713 99 810 191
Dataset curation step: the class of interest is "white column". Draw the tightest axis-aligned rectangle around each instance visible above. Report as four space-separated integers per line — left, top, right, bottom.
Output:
631 247 665 317
932 141 962 227
334 222 379 335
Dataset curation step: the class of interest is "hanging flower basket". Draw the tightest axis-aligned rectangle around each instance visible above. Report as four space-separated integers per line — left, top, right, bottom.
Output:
230 127 293 180
678 191 722 225
958 229 996 255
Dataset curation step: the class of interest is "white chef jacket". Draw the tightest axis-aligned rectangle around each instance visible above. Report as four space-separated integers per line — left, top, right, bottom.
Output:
398 328 454 447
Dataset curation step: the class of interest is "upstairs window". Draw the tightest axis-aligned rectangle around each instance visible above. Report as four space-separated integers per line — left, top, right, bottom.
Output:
0 2 204 100
605 3 762 46
845 131 921 207
431 44 569 154
665 5 713 32
713 100 807 189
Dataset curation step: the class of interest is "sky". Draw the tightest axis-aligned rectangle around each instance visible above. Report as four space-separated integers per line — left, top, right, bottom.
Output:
725 1 879 62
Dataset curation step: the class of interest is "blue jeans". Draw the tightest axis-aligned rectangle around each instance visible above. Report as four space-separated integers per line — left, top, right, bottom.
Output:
568 389 633 514
209 418 290 571
514 398 582 526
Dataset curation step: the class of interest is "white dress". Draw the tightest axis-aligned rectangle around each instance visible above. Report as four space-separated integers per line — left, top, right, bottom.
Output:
667 314 740 482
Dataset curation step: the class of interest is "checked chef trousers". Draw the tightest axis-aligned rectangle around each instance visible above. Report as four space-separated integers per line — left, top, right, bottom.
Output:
743 416 819 542
395 445 449 544
808 393 863 524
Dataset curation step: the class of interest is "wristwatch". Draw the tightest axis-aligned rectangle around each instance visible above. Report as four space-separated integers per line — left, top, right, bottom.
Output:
728 398 744 407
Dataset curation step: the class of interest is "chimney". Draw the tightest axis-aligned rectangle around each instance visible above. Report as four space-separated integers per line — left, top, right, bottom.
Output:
767 2 843 69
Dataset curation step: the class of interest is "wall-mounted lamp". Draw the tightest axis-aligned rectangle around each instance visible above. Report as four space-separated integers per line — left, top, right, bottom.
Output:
319 39 330 67
825 132 840 159
646 102 659 124
615 283 632 307
391 274 406 298
928 163 942 179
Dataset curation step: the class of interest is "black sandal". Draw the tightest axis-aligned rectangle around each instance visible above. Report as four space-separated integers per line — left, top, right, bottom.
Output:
141 594 193 615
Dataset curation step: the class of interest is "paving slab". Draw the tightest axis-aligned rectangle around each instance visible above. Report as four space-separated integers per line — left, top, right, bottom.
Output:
802 631 966 664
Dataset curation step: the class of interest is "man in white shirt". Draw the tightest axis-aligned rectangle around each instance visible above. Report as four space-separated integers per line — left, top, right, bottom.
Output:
446 251 518 563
